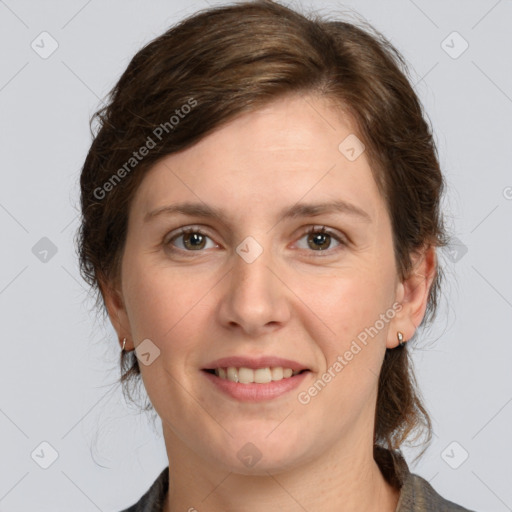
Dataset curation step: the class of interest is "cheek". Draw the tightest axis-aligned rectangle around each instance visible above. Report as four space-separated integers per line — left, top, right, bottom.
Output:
307 269 394 339
299 265 396 413
303 275 393 416
122 255 206 346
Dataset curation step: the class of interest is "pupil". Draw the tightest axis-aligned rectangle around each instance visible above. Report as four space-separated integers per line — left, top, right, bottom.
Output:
185 233 205 249
309 232 330 250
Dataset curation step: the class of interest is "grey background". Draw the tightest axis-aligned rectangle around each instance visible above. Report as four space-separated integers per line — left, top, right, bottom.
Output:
1 0 511 510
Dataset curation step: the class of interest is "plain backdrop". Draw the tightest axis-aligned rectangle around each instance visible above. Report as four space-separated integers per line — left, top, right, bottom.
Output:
1 0 511 510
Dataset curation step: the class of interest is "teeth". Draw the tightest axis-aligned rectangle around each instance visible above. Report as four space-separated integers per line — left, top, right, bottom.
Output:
271 367 283 380
227 367 238 383
213 366 302 384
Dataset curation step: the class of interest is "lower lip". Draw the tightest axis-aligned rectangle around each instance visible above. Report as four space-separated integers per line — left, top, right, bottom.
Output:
202 370 310 402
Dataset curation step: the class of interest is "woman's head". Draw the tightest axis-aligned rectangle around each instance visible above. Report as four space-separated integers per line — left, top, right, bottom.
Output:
78 0 446 474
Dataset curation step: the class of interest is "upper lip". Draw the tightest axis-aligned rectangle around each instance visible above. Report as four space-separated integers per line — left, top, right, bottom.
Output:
203 356 310 372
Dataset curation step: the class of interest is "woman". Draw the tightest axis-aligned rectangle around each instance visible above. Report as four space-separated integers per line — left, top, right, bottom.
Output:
77 1 477 510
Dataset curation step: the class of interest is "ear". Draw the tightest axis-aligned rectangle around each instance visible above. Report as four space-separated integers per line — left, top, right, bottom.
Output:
387 245 437 348
99 276 133 351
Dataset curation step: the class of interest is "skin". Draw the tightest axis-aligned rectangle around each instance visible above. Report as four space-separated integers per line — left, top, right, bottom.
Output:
102 93 436 512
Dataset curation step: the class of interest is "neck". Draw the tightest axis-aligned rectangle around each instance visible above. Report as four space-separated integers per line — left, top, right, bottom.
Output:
162 430 400 512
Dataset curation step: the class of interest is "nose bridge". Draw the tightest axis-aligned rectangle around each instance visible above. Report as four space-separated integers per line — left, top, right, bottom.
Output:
232 239 275 302
218 235 289 333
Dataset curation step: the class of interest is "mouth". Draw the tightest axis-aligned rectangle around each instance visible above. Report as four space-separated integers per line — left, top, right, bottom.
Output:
201 366 311 402
201 356 312 401
202 367 311 384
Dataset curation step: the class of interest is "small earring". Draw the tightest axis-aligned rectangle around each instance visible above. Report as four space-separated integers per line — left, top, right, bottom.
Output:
397 331 406 347
121 337 127 352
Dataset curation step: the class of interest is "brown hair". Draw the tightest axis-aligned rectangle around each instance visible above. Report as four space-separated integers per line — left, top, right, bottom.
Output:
77 0 447 477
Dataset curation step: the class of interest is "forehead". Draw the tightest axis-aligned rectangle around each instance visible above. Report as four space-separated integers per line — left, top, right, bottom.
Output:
131 94 384 223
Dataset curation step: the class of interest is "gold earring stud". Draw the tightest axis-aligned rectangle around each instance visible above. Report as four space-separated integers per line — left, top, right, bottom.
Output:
397 331 406 347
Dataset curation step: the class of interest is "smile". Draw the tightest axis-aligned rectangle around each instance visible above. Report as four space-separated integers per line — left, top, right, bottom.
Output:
202 368 311 402
205 366 305 383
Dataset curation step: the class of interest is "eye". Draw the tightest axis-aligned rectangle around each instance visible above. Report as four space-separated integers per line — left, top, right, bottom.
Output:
295 226 346 253
165 227 218 252
164 225 346 255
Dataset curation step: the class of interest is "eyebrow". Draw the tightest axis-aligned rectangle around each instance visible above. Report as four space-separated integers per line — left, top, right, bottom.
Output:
144 199 372 224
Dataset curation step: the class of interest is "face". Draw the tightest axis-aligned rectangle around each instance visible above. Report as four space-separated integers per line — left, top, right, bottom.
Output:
105 93 432 475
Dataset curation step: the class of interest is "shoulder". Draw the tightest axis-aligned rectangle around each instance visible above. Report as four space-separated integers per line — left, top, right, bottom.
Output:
374 446 477 512
119 466 169 512
397 471 478 512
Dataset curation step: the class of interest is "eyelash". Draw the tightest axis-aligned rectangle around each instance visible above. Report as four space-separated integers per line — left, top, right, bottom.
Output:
164 225 347 257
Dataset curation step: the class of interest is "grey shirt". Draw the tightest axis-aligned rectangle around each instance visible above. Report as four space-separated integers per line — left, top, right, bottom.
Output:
120 447 476 511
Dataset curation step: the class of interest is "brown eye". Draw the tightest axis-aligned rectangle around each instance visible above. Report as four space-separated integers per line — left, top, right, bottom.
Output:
166 228 216 252
295 226 345 253
182 232 207 250
307 231 332 251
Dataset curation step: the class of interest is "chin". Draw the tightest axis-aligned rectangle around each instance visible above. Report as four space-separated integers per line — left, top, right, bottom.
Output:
205 432 310 476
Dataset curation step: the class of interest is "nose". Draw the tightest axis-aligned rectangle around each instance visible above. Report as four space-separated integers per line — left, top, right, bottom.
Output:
217 243 291 337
